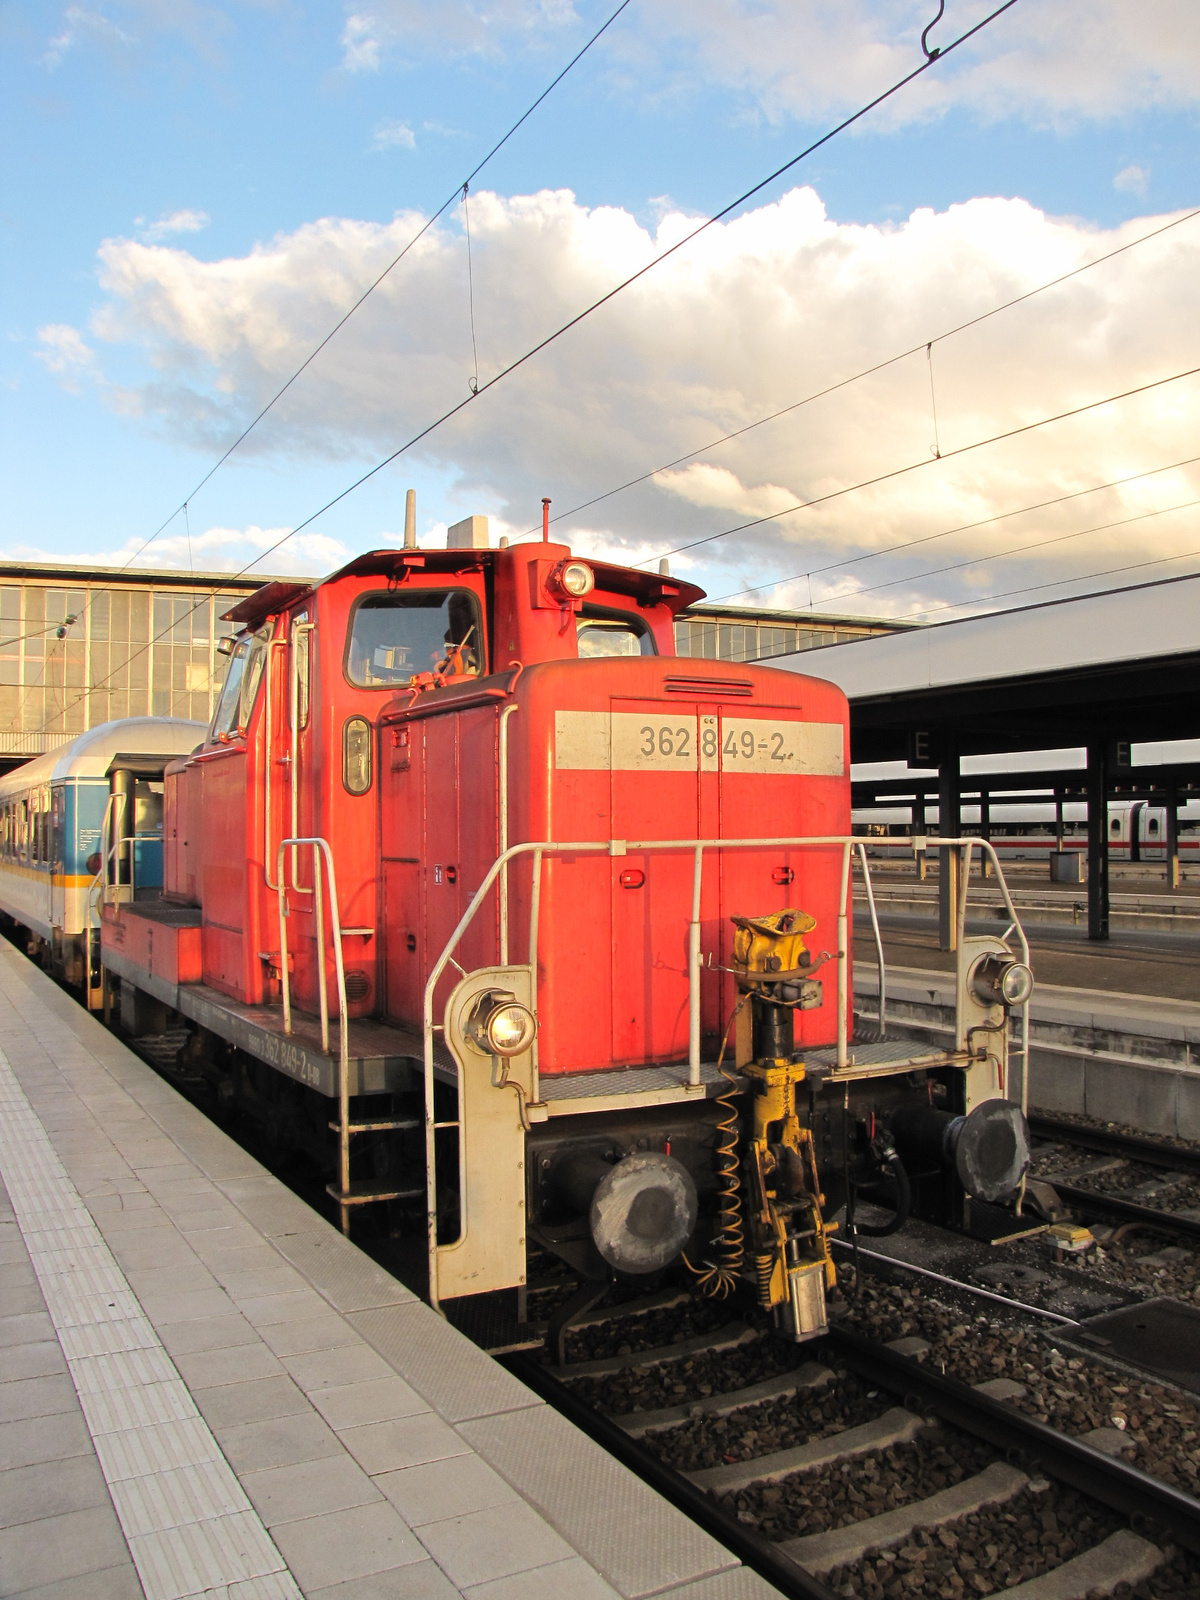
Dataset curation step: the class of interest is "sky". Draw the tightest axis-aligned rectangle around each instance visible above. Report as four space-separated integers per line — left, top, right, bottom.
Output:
2 0 1199 620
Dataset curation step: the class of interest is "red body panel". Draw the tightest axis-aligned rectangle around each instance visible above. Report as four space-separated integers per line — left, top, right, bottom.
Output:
380 657 850 1074
101 905 202 986
113 538 851 1082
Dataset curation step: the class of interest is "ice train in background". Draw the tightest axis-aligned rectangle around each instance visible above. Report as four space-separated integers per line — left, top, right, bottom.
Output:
854 797 1200 864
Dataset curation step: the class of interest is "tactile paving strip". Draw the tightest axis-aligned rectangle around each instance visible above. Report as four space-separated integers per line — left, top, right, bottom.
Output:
0 1048 303 1600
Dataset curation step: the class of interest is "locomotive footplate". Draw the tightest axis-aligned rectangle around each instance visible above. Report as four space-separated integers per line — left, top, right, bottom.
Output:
170 984 436 1097
535 1059 747 1116
103 946 436 1097
803 1038 973 1080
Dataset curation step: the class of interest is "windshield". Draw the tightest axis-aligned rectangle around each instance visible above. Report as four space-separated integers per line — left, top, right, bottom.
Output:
211 640 249 737
211 630 268 737
346 590 481 687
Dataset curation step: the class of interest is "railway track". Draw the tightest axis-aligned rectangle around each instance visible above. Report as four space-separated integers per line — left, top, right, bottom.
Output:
1029 1115 1200 1180
1028 1116 1200 1292
506 1292 1200 1600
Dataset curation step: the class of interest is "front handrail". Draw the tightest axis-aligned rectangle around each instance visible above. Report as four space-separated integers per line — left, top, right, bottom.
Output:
276 836 351 1207
289 623 316 896
263 635 288 893
421 831 1029 1310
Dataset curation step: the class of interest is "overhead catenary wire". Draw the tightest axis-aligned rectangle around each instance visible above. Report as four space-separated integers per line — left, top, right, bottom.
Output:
708 450 1200 606
463 184 481 395
210 0 1023 587
6 0 636 735
899 536 1200 623
48 353 1200 734
795 494 1200 615
514 204 1200 541
649 360 1200 566
26 0 1033 733
121 0 637 561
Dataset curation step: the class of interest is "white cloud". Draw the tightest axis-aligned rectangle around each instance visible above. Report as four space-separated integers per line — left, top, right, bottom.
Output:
636 0 1200 129
43 5 135 68
140 209 210 242
1114 163 1149 196
42 1 234 70
339 1 578 71
35 324 96 392
83 184 1200 614
0 527 352 580
340 12 381 71
335 0 1200 128
370 119 416 151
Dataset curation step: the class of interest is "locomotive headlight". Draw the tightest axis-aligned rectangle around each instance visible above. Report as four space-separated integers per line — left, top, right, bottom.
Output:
555 560 594 599
970 953 1034 1009
466 992 537 1057
1000 961 1034 1006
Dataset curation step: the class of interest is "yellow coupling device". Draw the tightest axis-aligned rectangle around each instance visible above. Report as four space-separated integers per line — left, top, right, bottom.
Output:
732 908 834 1342
732 908 816 978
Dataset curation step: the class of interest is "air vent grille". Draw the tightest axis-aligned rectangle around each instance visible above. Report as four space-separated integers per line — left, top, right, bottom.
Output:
344 969 371 1003
664 676 753 698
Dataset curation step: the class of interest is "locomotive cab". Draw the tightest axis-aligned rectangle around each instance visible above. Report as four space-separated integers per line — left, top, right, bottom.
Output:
101 512 1035 1346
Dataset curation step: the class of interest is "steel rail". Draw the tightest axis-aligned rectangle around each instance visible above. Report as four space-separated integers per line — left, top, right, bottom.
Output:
825 1326 1200 1553
1050 1182 1200 1244
499 1351 840 1600
1031 1114 1200 1179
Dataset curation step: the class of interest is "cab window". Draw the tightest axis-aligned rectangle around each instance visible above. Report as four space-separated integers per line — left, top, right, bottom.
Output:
345 590 481 687
576 608 656 659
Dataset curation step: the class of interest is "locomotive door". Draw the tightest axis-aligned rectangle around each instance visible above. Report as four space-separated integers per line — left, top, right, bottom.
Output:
609 699 722 1066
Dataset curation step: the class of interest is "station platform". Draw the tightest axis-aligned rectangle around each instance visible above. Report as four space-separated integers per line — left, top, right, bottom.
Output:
0 944 779 1600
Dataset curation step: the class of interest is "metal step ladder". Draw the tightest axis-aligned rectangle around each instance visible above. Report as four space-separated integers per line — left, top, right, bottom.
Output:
278 835 424 1234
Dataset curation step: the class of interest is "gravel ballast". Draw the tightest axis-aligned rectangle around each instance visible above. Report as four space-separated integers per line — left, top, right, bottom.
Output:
824 1482 1120 1599
838 1279 1200 1498
564 1325 805 1415
719 1430 997 1543
640 1369 888 1473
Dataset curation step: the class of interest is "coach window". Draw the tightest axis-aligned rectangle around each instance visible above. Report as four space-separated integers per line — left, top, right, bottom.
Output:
576 606 656 659
51 788 63 870
345 590 482 687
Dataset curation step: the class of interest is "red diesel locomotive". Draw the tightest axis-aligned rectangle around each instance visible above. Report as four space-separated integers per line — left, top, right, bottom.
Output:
100 514 1033 1343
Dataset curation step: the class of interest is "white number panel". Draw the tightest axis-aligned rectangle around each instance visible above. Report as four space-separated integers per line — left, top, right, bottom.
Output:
555 711 697 770
555 710 844 776
719 718 844 776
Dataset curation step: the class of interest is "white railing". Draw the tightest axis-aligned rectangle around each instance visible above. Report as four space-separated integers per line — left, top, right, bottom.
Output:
420 832 1030 1310
276 837 351 1211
